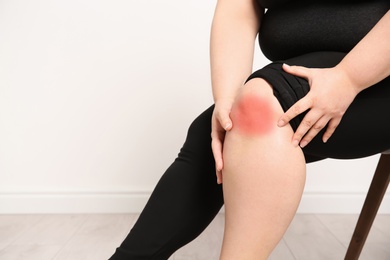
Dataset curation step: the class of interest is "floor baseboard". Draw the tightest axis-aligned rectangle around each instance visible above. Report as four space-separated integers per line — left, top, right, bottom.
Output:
0 190 389 214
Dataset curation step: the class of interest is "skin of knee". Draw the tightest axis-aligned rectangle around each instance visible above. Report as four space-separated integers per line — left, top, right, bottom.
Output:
230 85 278 136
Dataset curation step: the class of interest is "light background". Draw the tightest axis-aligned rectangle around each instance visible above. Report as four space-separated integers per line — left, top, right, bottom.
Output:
0 0 388 213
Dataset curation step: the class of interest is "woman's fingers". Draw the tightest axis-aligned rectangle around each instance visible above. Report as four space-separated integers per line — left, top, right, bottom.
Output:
289 107 322 147
323 117 341 143
279 101 342 147
211 131 224 184
297 115 341 147
277 93 331 147
299 115 330 148
211 106 233 184
220 111 233 131
282 63 310 79
278 95 313 127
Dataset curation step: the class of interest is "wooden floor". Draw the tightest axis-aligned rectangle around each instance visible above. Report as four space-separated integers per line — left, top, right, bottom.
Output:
0 214 389 260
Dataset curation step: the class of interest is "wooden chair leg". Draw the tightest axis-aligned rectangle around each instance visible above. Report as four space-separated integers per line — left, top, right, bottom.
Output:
345 153 390 260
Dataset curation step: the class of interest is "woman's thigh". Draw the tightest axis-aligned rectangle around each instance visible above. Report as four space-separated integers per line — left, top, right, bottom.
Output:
247 51 390 160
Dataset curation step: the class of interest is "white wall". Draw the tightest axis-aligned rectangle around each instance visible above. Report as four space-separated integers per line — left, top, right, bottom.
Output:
0 0 388 214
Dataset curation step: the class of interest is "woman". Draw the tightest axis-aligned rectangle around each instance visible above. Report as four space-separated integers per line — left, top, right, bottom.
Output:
110 0 390 259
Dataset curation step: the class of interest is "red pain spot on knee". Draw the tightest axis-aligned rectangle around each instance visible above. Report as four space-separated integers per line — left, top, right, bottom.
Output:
231 94 275 135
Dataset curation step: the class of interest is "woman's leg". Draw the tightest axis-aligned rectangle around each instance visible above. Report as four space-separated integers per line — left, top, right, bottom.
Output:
217 51 390 259
109 106 224 260
220 78 306 259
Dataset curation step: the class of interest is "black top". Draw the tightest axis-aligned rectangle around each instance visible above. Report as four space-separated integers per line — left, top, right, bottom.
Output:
258 0 390 60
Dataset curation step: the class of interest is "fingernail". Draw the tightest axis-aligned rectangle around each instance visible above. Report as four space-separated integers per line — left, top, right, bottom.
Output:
277 120 285 127
323 137 328 143
292 139 299 147
283 63 290 68
300 141 308 148
224 123 231 130
217 161 223 171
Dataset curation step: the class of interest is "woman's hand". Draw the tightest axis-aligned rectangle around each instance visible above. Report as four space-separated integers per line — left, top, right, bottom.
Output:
211 99 234 184
278 64 360 148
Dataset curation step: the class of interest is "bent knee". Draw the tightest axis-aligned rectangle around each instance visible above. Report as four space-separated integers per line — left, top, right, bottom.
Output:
230 79 282 136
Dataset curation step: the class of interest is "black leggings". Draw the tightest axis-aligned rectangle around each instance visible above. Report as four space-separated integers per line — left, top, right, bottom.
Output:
109 51 390 259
